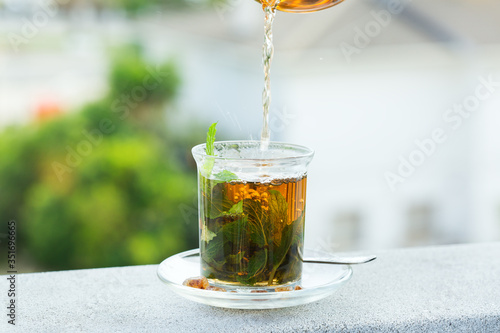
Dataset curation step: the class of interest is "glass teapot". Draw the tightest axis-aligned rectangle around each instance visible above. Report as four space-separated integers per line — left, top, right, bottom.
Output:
257 0 345 13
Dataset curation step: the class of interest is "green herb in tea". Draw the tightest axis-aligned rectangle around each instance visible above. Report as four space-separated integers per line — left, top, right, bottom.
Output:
199 176 307 286
202 122 218 177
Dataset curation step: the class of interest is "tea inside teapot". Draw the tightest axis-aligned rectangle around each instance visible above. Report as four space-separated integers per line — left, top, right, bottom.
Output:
257 0 345 13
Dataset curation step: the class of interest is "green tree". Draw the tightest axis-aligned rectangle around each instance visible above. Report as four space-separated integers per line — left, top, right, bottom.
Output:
0 47 201 271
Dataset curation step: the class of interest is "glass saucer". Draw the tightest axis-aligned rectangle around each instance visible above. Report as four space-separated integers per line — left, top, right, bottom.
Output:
157 248 353 309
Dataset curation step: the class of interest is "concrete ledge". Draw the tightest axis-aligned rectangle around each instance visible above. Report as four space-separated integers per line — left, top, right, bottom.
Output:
1 242 500 332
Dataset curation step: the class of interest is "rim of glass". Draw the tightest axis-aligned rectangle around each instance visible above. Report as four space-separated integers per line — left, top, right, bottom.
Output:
192 140 314 162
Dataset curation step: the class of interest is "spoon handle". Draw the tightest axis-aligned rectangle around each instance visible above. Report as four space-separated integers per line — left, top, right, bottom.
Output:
302 255 377 265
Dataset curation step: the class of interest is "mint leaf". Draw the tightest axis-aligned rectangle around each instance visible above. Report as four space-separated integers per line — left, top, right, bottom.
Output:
269 190 288 223
268 211 304 284
202 234 226 271
206 257 226 271
200 227 217 243
275 212 303 265
214 170 238 182
268 190 289 245
201 124 241 181
206 122 217 156
247 249 267 278
222 216 248 240
243 199 268 247
201 181 233 219
248 221 266 247
201 122 217 177
228 200 243 214
274 254 301 284
206 197 233 219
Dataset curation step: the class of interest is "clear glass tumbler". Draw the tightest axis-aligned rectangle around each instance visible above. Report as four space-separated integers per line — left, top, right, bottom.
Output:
192 141 314 288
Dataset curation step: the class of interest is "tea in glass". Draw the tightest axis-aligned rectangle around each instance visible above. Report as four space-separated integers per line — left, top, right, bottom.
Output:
192 141 313 287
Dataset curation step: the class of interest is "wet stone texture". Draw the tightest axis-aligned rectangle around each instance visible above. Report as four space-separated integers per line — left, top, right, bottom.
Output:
1 243 500 332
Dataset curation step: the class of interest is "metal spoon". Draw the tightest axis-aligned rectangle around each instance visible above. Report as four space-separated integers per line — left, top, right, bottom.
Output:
299 249 377 265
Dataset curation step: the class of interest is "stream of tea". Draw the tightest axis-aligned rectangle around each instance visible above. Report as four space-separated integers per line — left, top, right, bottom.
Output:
259 0 345 150
260 4 277 151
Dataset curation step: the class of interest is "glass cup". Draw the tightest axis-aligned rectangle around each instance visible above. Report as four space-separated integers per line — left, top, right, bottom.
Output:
192 141 314 288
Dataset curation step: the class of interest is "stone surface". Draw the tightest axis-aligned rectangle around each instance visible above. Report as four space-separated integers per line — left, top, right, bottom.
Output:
1 243 500 332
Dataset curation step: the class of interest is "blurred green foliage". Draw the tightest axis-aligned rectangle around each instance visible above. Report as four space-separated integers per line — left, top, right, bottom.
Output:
101 0 227 15
0 46 202 271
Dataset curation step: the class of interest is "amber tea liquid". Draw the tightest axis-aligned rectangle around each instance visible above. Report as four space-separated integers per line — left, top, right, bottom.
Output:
258 0 345 13
200 176 307 286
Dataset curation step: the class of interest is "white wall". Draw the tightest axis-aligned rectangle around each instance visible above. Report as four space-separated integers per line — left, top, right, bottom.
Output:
277 46 500 250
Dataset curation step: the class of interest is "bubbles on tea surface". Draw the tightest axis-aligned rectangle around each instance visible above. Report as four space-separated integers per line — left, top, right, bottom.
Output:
270 179 283 186
207 142 311 183
213 142 307 160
